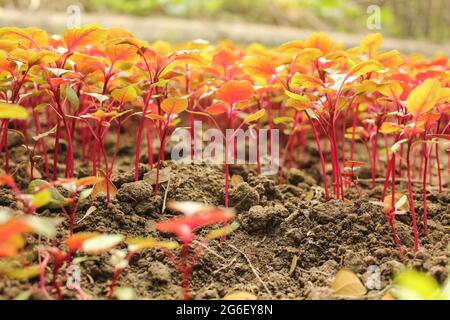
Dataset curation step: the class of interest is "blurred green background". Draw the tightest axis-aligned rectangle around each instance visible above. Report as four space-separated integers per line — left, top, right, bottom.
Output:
1 0 449 42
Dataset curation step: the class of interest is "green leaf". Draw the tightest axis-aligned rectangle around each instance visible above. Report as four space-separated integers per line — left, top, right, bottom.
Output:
65 86 80 110
28 179 69 208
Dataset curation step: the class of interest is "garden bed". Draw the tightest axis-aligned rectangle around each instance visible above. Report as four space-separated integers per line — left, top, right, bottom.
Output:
1 137 448 300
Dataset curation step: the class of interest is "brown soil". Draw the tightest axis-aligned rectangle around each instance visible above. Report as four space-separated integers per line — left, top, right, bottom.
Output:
0 137 449 300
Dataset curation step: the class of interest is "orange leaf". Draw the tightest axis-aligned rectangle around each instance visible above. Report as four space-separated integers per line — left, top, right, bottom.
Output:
0 220 31 242
0 27 49 49
161 97 188 114
65 232 99 251
205 103 229 115
106 44 138 63
146 113 166 122
0 242 18 257
212 49 236 69
241 55 276 81
76 176 101 189
304 32 333 54
63 25 106 51
0 175 14 186
216 80 254 106
91 170 118 199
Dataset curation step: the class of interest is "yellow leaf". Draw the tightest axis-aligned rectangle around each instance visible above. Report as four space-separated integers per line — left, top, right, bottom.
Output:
332 268 367 297
9 48 59 66
161 97 188 114
379 122 402 135
354 80 377 95
206 222 239 241
277 40 304 54
377 50 403 68
290 73 325 89
111 86 137 103
273 116 294 125
349 60 384 77
30 189 51 208
0 103 28 120
294 48 323 65
406 79 441 117
126 238 178 252
285 97 309 111
244 109 265 124
0 40 17 52
437 87 450 104
377 81 403 98
360 33 383 58
0 265 40 280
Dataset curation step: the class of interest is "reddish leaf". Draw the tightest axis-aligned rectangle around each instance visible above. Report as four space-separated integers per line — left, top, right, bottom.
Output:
156 206 235 244
205 103 229 115
212 49 236 69
216 80 254 106
63 25 106 51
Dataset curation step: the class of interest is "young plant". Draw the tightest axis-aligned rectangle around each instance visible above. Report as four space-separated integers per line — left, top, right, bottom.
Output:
156 201 237 300
214 80 255 207
147 97 188 195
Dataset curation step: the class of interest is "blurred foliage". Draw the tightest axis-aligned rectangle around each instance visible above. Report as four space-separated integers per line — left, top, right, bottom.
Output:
0 0 449 42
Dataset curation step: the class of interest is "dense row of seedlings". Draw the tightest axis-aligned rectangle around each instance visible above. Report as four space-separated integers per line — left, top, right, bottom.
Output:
0 26 449 299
